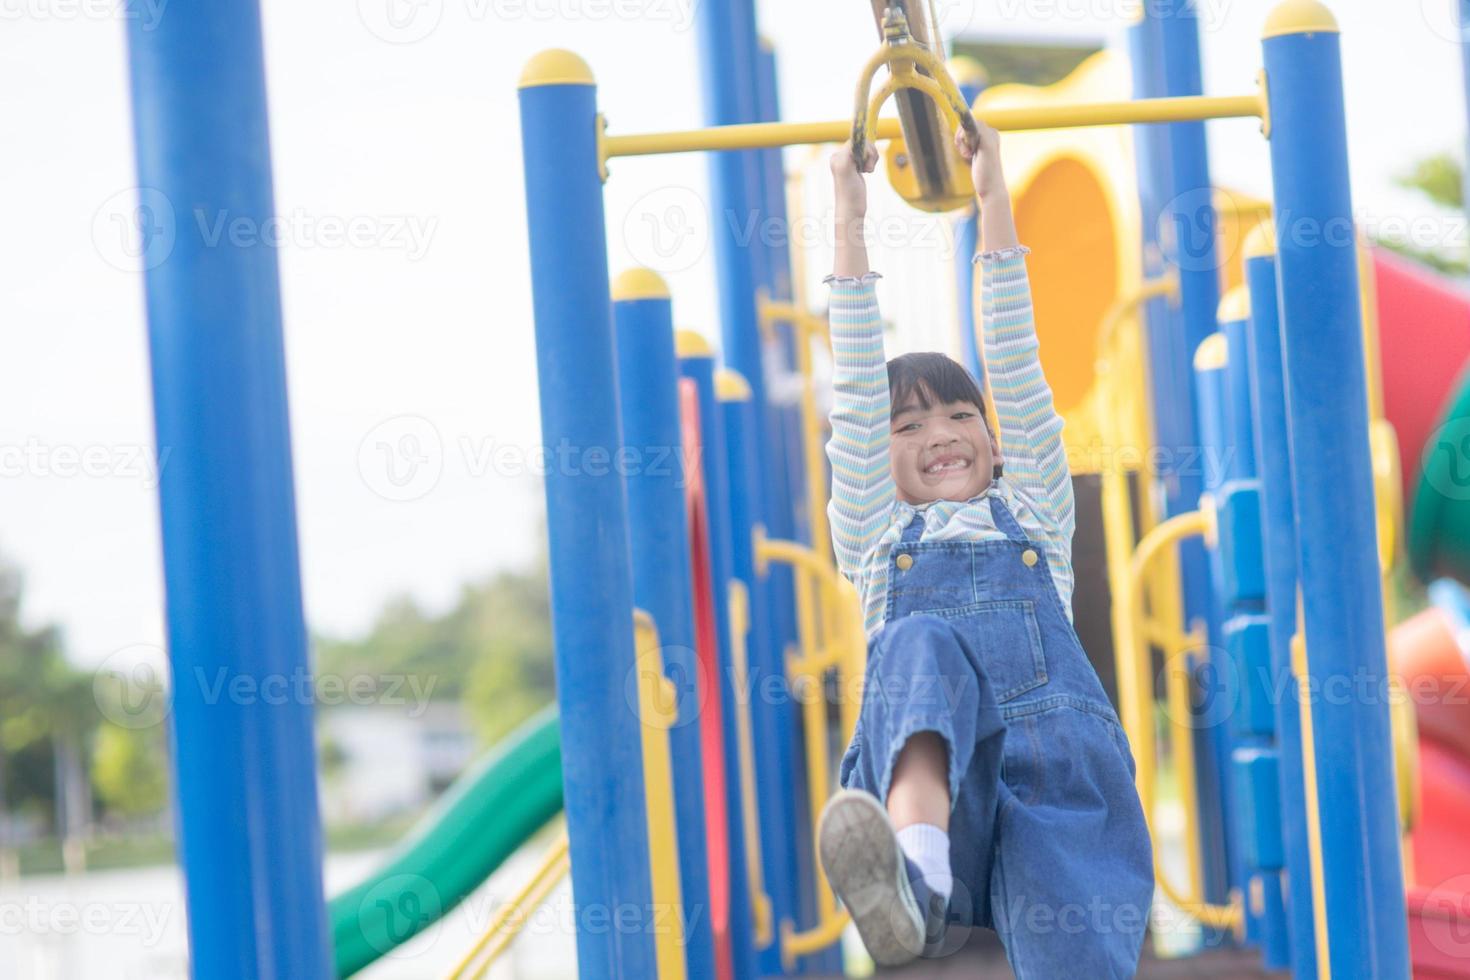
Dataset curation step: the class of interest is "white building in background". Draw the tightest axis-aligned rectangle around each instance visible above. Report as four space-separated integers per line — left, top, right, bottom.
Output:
317 703 475 825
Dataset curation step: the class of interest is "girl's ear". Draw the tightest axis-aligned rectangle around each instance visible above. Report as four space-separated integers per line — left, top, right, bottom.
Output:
990 429 1004 480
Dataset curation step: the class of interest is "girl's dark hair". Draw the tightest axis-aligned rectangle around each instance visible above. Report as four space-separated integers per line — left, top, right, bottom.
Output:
887 352 986 422
886 352 1003 480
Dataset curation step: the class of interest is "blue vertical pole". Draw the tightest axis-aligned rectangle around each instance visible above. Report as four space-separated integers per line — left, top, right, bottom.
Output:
752 40 823 975
719 369 798 978
1243 235 1318 980
681 342 758 980
518 51 656 979
693 0 770 443
1262 4 1410 974
1140 0 1235 911
123 5 330 977
612 270 717 980
1205 301 1294 968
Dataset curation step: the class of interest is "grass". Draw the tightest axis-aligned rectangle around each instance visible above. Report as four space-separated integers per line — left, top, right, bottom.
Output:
6 813 420 878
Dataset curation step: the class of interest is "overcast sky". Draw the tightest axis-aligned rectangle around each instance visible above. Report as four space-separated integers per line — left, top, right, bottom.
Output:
1 0 1464 668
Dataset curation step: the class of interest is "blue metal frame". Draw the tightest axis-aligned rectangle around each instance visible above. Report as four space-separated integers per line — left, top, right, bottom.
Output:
1131 0 1235 919
719 370 802 978
1262 17 1410 976
124 5 331 976
518 63 657 979
614 280 717 980
680 349 758 980
1243 249 1318 978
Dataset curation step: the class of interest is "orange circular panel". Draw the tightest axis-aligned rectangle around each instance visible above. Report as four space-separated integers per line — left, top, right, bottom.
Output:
1005 157 1118 416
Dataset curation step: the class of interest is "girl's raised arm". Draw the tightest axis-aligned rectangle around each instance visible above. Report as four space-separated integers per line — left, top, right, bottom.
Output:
956 121 1076 553
824 142 896 584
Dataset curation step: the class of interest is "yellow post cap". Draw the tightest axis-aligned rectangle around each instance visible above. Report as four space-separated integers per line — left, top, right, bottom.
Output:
611 268 670 302
518 49 595 89
1194 331 1228 371
1262 0 1339 39
675 328 713 359
716 369 752 401
1218 285 1251 324
1242 219 1278 260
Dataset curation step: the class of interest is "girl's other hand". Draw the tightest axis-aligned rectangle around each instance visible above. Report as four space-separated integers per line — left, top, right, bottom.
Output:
954 116 1007 202
831 139 879 218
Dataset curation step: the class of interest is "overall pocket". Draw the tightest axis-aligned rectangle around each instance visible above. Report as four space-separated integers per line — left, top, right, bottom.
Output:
924 599 1048 702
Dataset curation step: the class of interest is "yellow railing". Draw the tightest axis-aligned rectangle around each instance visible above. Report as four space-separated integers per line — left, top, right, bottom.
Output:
446 609 689 980
632 609 690 980
1117 507 1243 932
754 532 866 969
728 580 775 949
445 829 571 980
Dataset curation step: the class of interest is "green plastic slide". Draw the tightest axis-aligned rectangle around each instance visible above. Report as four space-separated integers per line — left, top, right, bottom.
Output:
329 705 563 977
1411 367 1470 586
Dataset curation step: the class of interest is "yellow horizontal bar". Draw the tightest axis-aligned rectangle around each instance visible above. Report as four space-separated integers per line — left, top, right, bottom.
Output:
604 94 1264 159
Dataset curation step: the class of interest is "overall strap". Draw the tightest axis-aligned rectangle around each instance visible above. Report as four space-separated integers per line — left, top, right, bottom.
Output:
899 510 925 543
986 488 1034 545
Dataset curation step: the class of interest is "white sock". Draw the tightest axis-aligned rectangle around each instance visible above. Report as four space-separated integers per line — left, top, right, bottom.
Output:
895 822 952 901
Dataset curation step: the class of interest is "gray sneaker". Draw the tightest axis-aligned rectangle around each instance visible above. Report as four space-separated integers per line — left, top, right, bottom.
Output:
818 789 933 967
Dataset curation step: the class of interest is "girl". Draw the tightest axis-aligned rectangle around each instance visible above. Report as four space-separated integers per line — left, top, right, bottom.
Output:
816 118 1154 976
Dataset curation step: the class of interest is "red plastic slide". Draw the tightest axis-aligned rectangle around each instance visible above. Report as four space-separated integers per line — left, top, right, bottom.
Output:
1390 603 1470 977
1373 248 1470 502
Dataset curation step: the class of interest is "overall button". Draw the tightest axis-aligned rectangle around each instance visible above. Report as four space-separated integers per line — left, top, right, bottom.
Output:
1021 548 1039 567
895 553 914 571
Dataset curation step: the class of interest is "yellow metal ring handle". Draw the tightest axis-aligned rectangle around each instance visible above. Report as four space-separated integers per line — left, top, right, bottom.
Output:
849 6 978 168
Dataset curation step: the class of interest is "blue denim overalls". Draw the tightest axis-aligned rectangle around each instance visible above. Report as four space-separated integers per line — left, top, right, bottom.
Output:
838 491 1154 978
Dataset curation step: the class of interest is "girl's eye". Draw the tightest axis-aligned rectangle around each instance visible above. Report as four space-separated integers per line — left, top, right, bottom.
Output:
896 422 920 434
951 412 974 421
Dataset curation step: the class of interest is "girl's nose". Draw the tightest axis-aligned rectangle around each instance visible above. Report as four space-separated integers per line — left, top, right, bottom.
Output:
927 426 959 448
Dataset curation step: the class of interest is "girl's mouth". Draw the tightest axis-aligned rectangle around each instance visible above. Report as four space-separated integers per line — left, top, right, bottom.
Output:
924 456 971 475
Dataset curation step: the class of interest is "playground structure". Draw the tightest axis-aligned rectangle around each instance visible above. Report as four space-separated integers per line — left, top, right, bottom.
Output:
118 0 1470 978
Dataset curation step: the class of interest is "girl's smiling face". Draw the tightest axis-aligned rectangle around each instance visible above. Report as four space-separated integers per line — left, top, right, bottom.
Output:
889 393 1001 505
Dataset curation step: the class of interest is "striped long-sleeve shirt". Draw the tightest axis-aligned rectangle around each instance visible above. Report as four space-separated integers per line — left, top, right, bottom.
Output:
823 246 1076 638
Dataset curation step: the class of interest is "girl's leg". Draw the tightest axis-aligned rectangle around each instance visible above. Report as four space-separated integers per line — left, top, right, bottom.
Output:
826 613 1009 961
887 731 950 830
858 613 1005 829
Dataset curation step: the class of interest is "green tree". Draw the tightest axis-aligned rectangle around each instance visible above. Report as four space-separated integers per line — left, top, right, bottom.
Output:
314 551 557 747
1382 151 1469 277
91 723 167 817
0 562 96 830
